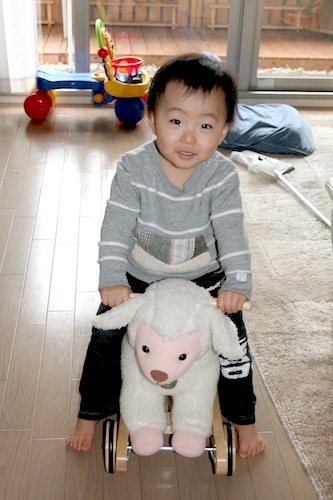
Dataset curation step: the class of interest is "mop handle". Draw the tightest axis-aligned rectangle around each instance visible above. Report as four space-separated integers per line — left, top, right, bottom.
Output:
130 294 253 311
275 170 331 229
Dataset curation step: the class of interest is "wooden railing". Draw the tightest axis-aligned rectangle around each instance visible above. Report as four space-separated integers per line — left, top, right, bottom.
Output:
38 0 56 25
205 0 327 32
38 0 329 34
207 2 307 31
90 0 179 29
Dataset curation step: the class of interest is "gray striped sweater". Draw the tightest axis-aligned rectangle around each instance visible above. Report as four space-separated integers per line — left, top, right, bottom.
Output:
99 140 252 299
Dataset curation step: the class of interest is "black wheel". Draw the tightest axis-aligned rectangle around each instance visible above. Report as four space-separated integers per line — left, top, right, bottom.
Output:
223 422 237 476
102 419 117 473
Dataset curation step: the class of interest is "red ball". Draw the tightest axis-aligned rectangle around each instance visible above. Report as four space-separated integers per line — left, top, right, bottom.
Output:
98 47 109 59
24 90 53 121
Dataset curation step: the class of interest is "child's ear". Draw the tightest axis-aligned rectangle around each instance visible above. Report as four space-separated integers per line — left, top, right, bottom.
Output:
147 109 156 135
219 122 230 143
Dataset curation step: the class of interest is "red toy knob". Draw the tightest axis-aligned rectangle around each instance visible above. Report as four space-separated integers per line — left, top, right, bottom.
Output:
98 47 109 59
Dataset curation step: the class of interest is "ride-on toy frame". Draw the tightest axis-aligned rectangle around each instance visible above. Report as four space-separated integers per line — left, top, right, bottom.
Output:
102 393 237 476
24 19 150 126
101 296 252 475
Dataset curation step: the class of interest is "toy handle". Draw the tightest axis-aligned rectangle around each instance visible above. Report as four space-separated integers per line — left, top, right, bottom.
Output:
129 293 253 311
209 297 253 311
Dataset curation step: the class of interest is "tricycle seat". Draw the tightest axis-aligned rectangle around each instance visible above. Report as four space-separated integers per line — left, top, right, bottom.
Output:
36 66 104 91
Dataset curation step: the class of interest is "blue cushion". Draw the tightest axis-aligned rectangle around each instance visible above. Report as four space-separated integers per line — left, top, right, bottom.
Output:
220 104 315 155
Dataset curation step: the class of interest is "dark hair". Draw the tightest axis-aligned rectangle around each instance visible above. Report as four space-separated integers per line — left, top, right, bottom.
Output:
146 52 238 124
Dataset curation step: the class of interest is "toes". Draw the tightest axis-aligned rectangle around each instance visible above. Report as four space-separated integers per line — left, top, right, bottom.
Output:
238 448 247 459
66 420 96 452
66 434 85 451
66 435 75 449
239 441 266 458
81 440 91 452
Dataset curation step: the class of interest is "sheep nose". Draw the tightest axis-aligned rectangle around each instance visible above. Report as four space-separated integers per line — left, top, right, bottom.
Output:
151 370 168 383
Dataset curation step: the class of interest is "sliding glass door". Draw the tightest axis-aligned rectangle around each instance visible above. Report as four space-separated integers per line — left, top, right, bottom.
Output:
88 0 231 71
235 0 333 95
1 0 333 98
36 0 232 72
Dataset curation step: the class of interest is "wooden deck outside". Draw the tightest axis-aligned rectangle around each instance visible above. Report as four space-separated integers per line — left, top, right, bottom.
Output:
38 24 333 72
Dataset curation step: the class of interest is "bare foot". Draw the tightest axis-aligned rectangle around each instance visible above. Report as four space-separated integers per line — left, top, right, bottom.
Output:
66 419 98 452
235 423 265 458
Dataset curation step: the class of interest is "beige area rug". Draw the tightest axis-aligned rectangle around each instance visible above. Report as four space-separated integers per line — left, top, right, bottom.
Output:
227 110 333 500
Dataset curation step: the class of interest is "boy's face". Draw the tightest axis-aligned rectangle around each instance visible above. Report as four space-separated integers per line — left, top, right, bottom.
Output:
148 82 230 175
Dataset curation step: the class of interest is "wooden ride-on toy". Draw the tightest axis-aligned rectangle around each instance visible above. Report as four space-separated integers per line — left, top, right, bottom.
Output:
98 285 252 477
102 393 237 476
24 19 150 126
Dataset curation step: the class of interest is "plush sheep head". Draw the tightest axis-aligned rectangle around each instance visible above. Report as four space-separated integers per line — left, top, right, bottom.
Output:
135 324 201 386
93 279 244 386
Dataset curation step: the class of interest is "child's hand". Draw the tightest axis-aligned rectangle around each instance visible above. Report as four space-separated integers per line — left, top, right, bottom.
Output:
99 285 132 307
217 290 247 314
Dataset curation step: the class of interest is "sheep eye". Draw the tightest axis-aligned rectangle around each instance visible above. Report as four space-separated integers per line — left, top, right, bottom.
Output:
179 353 187 361
142 345 150 353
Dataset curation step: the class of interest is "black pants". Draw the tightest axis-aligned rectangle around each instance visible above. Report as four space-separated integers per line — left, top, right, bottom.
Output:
78 270 256 425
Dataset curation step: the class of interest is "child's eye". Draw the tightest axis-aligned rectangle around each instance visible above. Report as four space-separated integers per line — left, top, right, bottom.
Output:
170 119 181 125
202 123 212 129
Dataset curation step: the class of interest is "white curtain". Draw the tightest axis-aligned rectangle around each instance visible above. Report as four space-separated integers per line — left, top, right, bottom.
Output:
0 0 38 93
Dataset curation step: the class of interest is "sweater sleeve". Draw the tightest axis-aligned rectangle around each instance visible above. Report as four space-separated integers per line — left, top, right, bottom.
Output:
98 160 140 289
210 165 252 299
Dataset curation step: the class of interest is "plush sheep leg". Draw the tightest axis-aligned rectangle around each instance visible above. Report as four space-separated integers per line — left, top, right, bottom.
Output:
171 353 219 435
130 425 164 456
172 429 206 457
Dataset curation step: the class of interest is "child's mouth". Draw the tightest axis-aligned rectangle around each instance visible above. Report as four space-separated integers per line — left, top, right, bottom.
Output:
178 151 194 158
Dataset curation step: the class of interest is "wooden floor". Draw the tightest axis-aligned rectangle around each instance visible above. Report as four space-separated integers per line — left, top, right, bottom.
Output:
0 103 318 499
39 24 333 71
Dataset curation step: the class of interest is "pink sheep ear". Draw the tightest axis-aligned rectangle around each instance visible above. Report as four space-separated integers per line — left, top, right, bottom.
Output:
92 296 144 331
208 307 244 361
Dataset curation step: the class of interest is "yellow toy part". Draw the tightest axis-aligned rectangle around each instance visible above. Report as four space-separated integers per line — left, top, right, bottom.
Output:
91 72 107 82
104 70 150 99
47 90 56 105
93 93 106 104
95 19 115 81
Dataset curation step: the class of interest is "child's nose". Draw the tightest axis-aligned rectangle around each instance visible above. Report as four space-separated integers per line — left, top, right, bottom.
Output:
181 129 196 144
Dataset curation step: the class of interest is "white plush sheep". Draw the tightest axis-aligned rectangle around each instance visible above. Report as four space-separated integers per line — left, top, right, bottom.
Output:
93 278 243 458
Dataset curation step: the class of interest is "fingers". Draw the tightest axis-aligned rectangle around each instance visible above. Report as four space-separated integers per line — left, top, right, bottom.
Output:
217 291 248 314
100 285 132 307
